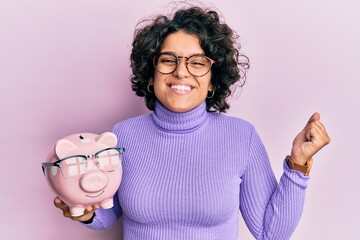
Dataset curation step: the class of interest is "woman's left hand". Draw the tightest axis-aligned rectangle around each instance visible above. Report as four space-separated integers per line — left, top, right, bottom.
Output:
291 112 331 165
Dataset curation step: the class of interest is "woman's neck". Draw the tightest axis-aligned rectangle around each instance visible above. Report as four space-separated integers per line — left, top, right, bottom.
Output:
151 101 208 133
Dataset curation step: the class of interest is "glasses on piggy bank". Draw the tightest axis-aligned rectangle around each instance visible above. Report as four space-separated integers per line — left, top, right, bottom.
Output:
42 147 124 180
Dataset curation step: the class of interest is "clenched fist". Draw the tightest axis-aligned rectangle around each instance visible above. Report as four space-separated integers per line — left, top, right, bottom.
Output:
291 112 331 165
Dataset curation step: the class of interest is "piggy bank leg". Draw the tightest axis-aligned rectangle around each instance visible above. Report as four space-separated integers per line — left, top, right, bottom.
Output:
69 206 86 217
100 199 114 209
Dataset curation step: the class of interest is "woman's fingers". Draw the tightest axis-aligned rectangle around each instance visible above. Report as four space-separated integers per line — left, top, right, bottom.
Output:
53 197 97 221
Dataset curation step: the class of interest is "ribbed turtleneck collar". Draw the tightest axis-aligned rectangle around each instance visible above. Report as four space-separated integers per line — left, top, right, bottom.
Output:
151 101 208 133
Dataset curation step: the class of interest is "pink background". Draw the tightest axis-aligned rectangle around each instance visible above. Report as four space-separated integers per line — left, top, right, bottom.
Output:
0 0 359 239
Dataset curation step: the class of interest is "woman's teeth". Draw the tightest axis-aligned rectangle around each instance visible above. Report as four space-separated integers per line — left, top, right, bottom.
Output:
171 85 192 91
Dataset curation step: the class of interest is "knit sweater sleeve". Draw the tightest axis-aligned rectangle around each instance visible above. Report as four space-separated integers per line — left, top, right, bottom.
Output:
240 127 309 240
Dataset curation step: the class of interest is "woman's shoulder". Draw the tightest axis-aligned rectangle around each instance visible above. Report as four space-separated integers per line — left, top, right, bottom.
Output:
112 113 152 132
209 112 255 131
207 113 259 146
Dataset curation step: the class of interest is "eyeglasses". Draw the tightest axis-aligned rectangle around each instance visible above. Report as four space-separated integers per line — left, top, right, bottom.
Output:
42 147 125 180
153 52 215 77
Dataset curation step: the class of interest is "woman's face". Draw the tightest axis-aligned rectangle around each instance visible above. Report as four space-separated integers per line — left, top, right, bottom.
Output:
152 30 212 113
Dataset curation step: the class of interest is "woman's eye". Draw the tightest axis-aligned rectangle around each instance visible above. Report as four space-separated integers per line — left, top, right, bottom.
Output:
190 61 205 66
161 59 177 64
189 61 206 68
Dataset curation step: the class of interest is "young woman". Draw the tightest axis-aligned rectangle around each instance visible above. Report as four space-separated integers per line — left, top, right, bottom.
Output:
55 6 330 240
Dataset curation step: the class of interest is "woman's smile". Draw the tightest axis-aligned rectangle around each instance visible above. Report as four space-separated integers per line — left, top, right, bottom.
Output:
170 84 193 92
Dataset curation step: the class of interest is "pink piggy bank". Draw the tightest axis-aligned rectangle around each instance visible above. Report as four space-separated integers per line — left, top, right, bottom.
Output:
42 132 124 217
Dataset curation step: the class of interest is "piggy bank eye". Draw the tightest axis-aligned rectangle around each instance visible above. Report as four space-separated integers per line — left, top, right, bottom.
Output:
59 156 87 180
96 148 122 172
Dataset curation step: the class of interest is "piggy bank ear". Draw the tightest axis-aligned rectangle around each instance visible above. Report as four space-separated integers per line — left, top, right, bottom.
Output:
55 139 77 159
96 132 117 147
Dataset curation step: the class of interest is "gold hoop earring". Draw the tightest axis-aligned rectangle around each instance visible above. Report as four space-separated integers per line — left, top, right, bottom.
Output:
207 89 215 99
147 83 153 93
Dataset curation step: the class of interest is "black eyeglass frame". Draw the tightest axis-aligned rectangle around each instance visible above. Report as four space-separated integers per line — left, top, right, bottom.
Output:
153 52 215 77
41 147 125 175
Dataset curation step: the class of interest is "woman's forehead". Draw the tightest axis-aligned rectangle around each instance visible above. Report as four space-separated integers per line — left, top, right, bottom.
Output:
160 30 204 55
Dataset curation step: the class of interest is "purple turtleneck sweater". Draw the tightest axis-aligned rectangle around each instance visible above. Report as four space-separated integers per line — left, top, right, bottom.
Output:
85 101 309 240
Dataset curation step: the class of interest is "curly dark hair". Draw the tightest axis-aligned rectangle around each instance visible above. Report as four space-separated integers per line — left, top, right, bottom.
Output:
130 6 249 112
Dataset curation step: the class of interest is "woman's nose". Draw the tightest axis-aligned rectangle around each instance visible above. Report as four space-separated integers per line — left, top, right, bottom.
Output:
172 59 190 79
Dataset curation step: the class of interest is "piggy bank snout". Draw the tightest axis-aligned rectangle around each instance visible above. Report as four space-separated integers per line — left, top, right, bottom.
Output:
80 171 108 193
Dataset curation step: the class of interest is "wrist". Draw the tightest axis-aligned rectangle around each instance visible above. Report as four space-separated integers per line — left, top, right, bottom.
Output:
286 155 313 176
